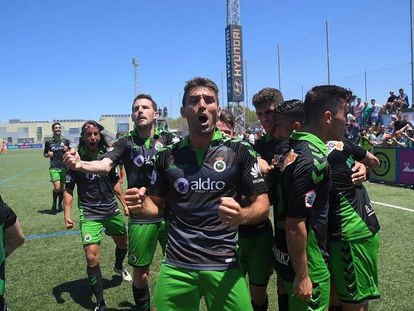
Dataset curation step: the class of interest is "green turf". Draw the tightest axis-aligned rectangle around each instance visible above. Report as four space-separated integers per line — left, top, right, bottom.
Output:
0 149 413 310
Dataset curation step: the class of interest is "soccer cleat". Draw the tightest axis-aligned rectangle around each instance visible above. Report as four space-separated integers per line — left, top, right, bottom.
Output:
93 303 107 311
113 266 132 281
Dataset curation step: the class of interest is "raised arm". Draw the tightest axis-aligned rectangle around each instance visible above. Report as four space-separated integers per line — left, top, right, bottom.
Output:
63 148 114 174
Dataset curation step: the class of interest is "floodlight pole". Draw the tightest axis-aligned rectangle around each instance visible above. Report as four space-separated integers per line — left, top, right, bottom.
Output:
131 57 139 95
326 20 331 85
410 0 414 105
277 43 281 91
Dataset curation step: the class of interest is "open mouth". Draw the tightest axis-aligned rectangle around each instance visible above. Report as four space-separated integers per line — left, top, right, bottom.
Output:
198 115 208 123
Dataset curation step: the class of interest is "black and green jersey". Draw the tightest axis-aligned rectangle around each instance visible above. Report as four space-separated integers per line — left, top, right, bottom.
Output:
273 131 330 283
102 128 176 224
43 137 70 169
148 130 268 271
254 133 284 165
327 138 380 241
66 148 120 220
0 196 18 297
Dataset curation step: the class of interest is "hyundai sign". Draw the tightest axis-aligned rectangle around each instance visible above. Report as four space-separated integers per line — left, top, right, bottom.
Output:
225 25 244 102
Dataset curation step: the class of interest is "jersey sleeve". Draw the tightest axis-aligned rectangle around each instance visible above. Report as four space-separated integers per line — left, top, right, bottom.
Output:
346 138 367 162
285 156 319 219
147 149 169 197
0 196 17 229
100 136 128 166
43 141 50 155
237 142 268 196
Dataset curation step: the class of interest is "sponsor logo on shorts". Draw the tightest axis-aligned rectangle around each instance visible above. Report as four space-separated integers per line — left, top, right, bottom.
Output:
272 244 290 266
365 202 376 216
305 190 316 208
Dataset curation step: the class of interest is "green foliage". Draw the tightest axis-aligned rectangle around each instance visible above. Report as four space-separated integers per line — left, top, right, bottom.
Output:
0 150 413 310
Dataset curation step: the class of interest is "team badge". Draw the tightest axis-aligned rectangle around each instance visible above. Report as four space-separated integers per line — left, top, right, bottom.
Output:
280 149 298 171
84 233 92 242
213 157 226 172
305 190 317 208
60 142 64 147
154 142 164 151
129 255 137 264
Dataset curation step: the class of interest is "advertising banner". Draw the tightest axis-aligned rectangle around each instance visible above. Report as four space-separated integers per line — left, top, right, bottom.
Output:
225 24 244 102
371 148 397 183
398 149 414 185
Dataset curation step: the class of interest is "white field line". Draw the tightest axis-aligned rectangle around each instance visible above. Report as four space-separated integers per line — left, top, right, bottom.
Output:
372 200 414 213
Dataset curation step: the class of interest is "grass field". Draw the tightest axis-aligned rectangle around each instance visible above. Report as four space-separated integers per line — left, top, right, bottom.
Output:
0 149 413 310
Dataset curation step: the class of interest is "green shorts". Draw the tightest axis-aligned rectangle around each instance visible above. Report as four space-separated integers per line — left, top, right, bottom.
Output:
153 264 252 311
329 233 380 303
80 214 126 246
128 221 168 267
237 224 273 286
283 277 330 311
49 168 66 183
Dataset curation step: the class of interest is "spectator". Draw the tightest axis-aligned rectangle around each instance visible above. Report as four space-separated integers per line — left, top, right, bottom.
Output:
370 99 380 126
386 91 397 112
394 112 409 132
348 117 360 142
362 101 371 127
401 128 414 147
354 98 364 126
387 132 406 147
358 128 376 152
375 124 387 146
395 88 409 110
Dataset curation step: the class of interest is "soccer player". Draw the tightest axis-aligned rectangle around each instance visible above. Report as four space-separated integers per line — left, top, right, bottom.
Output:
326 137 380 311
273 85 353 311
125 77 270 311
43 122 70 213
0 195 25 311
63 121 131 311
63 94 176 311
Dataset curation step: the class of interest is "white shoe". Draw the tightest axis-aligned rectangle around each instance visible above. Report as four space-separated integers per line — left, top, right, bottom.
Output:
113 266 132 282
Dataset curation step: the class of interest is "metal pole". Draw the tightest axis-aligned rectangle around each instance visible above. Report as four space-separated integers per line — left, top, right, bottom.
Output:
301 85 304 101
326 20 331 85
221 71 225 109
131 57 139 95
245 58 249 124
364 71 368 102
411 0 414 105
277 43 281 90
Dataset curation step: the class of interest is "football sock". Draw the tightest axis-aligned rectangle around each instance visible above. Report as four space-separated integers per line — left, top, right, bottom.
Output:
87 264 104 305
132 284 150 311
278 293 289 311
114 246 127 270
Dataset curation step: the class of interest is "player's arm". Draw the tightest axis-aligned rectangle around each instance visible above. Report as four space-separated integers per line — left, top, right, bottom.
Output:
63 188 75 229
4 219 25 257
43 141 52 158
285 217 312 301
218 193 269 227
63 149 115 174
361 151 380 169
113 180 129 216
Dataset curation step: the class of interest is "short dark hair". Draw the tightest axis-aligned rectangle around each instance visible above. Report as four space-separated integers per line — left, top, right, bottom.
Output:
303 85 352 124
276 99 304 121
78 120 109 152
51 122 61 130
132 94 157 112
218 110 235 130
252 87 283 109
182 77 219 107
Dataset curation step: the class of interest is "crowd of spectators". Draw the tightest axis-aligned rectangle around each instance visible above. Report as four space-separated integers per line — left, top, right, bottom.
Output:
346 88 414 149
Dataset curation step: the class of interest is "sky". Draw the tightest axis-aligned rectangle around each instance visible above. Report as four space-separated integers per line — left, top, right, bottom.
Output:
0 0 412 122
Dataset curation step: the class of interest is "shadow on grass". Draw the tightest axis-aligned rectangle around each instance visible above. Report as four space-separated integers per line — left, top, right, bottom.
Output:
52 275 133 310
37 209 63 215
